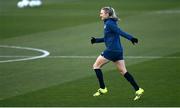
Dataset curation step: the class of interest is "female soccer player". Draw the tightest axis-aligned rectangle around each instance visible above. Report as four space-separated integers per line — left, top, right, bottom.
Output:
91 6 144 100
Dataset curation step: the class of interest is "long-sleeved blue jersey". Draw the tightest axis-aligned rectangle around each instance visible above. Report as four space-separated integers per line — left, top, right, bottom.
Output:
95 18 134 52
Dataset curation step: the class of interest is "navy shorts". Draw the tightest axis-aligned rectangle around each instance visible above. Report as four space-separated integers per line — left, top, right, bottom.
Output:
101 50 123 62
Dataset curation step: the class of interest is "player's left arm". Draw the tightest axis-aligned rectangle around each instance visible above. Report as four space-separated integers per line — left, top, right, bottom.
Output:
108 23 138 45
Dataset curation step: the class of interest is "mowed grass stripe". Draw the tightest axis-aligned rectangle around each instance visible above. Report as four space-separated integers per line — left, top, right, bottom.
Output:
1 10 180 56
0 54 179 106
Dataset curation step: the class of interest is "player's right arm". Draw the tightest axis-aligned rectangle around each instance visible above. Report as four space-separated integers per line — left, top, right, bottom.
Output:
91 37 104 44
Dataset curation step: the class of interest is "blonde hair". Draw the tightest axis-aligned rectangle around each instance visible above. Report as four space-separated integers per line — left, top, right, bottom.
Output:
101 6 120 20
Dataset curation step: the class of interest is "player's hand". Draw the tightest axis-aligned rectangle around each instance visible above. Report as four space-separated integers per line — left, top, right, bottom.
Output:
91 37 96 44
131 37 138 45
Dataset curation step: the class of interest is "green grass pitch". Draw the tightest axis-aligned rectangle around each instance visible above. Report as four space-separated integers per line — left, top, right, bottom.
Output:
0 0 180 107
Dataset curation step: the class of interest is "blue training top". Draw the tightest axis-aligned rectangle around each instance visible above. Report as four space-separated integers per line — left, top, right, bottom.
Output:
95 18 134 52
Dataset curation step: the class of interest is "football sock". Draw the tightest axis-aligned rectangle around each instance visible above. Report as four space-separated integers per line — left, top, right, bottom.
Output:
124 72 139 91
94 69 105 89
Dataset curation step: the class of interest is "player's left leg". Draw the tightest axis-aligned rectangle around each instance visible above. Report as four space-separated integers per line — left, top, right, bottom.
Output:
93 55 109 96
114 60 144 100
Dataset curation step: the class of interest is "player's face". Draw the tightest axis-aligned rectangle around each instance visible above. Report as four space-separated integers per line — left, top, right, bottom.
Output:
100 9 109 20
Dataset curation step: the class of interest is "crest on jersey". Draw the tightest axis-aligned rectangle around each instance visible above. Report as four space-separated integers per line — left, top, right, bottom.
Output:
104 25 106 29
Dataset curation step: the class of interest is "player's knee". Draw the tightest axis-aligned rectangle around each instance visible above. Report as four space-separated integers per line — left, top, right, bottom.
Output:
120 71 126 75
118 68 127 75
93 63 101 69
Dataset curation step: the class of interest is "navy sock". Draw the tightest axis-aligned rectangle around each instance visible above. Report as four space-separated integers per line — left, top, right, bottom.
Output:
124 72 139 91
94 69 105 89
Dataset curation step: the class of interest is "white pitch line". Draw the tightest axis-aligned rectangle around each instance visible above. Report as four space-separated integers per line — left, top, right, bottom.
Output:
47 56 180 59
0 55 180 59
48 56 180 59
152 10 180 14
125 56 180 59
0 45 50 63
